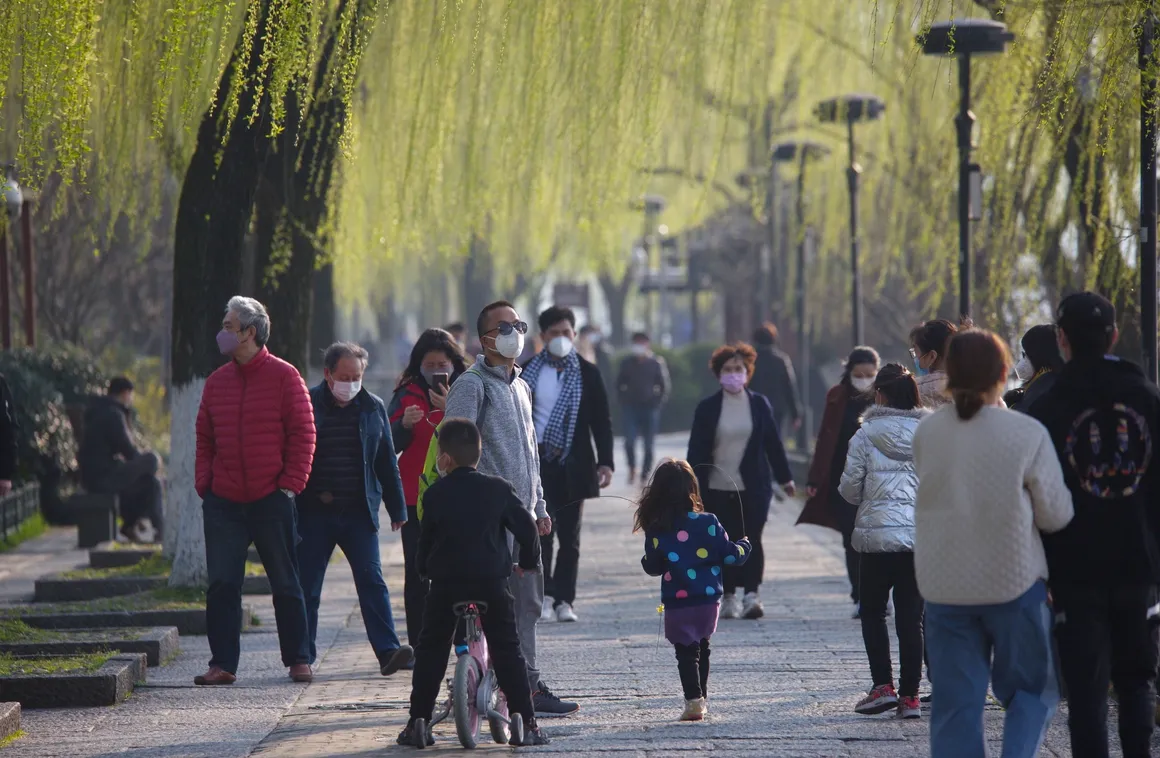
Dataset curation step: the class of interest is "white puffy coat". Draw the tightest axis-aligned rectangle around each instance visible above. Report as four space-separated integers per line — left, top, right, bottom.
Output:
838 405 929 553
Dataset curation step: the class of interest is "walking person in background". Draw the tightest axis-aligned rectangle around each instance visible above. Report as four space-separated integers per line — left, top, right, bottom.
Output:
297 342 414 677
0 372 14 498
686 342 794 621
637 460 752 722
388 328 468 649
79 377 164 542
914 329 1073 758
909 320 959 409
1004 324 1063 413
617 332 670 486
1027 292 1160 758
576 325 613 396
798 346 880 617
523 306 614 624
749 323 803 437
194 296 316 686
443 322 467 350
838 364 928 719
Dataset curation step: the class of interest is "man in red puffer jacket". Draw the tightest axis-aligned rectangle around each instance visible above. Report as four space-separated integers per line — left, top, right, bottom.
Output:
193 296 317 687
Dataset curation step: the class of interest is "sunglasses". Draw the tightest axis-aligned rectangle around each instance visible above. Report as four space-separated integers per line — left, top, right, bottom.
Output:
490 320 528 337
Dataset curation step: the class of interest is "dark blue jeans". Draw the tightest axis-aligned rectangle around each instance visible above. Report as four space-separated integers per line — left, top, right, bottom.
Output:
203 491 310 674
622 405 660 475
296 504 402 665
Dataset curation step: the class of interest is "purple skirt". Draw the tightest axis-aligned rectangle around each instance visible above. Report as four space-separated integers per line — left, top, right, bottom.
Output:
664 603 720 646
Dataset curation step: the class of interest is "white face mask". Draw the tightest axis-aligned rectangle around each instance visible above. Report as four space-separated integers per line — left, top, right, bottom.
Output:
631 343 649 357
492 331 524 360
547 336 573 358
332 380 361 402
851 376 875 393
1014 356 1034 382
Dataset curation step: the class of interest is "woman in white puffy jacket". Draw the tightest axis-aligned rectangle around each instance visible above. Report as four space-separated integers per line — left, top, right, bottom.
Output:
838 363 930 719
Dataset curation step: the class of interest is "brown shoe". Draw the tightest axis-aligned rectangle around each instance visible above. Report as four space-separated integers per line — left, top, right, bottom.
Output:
289 663 313 683
193 666 236 685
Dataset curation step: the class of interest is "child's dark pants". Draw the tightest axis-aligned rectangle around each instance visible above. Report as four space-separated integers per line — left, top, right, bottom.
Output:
409 579 535 725
673 638 711 700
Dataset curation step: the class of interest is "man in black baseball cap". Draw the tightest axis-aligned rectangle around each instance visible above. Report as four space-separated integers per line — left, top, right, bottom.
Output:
1028 291 1160 757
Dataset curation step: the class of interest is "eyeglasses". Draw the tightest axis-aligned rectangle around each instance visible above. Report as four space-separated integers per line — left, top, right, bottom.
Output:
490 320 528 337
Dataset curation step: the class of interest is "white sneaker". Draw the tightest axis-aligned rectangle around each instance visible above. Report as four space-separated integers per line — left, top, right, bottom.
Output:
741 591 764 620
555 603 578 623
541 596 555 622
719 594 742 619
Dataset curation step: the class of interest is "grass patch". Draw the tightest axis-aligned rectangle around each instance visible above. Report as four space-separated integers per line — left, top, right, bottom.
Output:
0 514 47 553
0 651 112 676
250 613 261 627
0 729 27 748
61 556 265 580
0 587 206 616
0 620 143 643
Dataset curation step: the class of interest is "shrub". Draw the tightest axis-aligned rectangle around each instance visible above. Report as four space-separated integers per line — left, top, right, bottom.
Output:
9 345 107 404
0 356 77 481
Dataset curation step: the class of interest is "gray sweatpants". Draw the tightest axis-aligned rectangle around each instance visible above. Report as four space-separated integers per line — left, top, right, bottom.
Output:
509 543 544 693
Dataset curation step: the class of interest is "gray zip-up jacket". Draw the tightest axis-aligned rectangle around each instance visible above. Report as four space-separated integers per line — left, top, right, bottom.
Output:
443 356 547 519
838 405 929 553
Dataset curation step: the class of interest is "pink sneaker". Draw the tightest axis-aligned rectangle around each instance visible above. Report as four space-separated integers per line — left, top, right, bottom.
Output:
854 684 899 715
898 695 921 719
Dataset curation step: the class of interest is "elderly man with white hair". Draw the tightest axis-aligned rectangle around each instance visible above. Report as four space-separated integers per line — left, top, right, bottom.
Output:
193 296 317 686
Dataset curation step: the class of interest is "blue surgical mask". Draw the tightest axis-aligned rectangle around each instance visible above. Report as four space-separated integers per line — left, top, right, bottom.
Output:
913 357 929 377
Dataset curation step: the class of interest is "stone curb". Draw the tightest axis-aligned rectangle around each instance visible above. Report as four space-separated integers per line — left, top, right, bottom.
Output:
88 543 160 570
0 701 19 741
242 575 271 595
0 627 179 667
16 606 253 636
0 653 146 708
33 576 167 603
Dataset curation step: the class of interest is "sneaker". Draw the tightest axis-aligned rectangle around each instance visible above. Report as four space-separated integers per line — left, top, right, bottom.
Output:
680 697 706 722
920 693 932 703
541 596 556 622
397 720 435 747
854 684 899 715
512 720 550 746
380 645 415 676
719 594 742 620
898 695 921 719
533 682 579 717
193 665 236 685
741 591 764 620
289 663 313 683
555 602 578 623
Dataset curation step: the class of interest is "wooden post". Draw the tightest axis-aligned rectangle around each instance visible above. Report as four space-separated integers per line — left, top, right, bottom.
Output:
19 201 33 347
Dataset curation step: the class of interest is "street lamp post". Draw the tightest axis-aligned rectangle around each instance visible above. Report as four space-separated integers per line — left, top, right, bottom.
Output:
919 19 1014 322
816 94 885 347
638 195 666 341
1 163 22 351
773 140 830 449
1140 11 1159 384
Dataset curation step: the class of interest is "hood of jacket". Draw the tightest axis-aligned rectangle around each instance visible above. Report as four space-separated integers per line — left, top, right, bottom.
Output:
859 406 929 462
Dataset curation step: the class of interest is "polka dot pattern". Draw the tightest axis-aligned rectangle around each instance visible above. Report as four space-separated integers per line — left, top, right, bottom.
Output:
711 566 720 576
707 525 716 537
652 538 659 548
663 572 672 582
705 586 716 596
667 552 679 562
675 590 689 599
644 512 751 611
724 555 736 565
695 548 709 559
676 531 689 542
686 568 697 579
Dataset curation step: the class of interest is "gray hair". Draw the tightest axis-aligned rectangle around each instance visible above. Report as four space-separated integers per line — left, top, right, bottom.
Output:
226 296 270 347
323 341 369 372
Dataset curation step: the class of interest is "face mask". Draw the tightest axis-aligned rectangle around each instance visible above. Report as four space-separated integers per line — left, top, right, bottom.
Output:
216 329 240 355
547 336 573 358
588 333 602 345
331 380 361 402
491 330 524 360
719 372 747 394
851 376 875 393
912 356 929 377
631 344 648 357
1013 356 1034 382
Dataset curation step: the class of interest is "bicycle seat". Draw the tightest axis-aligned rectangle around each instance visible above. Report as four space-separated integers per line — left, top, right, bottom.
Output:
452 601 489 616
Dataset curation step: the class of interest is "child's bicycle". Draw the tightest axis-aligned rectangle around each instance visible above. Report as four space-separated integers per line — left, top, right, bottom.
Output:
413 601 526 750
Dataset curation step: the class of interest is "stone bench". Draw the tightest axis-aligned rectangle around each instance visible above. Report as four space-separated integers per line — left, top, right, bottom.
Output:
68 494 120 548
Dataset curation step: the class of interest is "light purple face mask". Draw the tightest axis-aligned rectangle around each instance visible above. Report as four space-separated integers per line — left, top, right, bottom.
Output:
719 371 747 394
216 329 240 355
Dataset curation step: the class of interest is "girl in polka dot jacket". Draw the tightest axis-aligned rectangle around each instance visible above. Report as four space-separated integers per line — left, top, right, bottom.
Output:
636 459 751 722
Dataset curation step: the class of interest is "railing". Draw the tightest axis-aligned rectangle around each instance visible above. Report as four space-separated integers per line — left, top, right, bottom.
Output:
0 482 41 543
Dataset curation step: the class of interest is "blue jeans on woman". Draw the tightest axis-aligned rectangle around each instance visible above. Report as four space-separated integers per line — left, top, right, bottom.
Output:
296 503 402 666
926 581 1059 758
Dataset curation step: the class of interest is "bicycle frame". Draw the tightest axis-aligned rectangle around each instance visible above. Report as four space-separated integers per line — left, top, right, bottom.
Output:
429 602 512 746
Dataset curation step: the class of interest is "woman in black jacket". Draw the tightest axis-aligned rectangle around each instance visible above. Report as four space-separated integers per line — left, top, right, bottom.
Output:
686 342 795 621
1004 325 1063 413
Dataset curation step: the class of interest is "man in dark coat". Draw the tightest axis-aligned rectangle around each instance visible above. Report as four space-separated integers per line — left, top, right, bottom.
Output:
749 324 802 436
523 306 614 626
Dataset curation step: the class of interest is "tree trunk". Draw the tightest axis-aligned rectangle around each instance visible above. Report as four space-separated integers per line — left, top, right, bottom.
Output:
598 270 635 348
462 234 494 333
167 0 278 586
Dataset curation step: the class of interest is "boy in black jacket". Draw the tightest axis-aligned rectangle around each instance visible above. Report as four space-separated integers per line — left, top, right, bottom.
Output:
1028 292 1160 757
398 418 549 748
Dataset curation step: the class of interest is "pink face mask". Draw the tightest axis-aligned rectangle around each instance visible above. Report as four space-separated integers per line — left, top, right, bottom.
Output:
719 371 747 394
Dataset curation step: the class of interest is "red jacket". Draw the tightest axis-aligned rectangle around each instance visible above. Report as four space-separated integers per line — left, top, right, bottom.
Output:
195 347 316 503
388 381 442 505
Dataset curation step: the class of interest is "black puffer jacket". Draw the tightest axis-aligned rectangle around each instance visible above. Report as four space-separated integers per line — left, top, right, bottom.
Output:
78 395 138 490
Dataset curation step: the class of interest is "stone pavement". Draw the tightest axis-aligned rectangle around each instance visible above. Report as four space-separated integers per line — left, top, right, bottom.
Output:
0 526 89 604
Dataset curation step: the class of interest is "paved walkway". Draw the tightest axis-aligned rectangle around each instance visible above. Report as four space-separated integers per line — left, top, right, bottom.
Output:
0 527 89 603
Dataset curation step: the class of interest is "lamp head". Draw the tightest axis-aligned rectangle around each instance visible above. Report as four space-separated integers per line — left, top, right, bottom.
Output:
919 18 1014 57
815 94 886 124
772 140 831 164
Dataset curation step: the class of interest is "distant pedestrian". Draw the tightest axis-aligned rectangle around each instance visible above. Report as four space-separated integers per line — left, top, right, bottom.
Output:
297 342 414 677
523 306 614 624
637 459 752 722
388 328 468 648
798 346 880 616
443 322 467 350
909 320 959 409
748 323 803 436
79 377 164 542
616 332 670 485
194 296 316 686
0 373 16 498
1004 325 1062 413
914 329 1073 758
576 325 613 396
838 364 928 719
1027 293 1160 758
686 342 794 621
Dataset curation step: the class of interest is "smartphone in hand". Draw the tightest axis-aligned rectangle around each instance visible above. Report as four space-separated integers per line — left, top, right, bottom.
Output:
433 372 450 392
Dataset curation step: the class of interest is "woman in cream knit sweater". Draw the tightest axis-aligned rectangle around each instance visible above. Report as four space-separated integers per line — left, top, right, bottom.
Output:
913 329 1073 758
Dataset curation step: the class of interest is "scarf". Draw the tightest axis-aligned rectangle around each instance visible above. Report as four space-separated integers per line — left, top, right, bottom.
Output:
522 348 582 462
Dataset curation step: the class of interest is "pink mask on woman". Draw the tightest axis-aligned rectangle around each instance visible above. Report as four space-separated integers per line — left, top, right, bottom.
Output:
719 372 747 394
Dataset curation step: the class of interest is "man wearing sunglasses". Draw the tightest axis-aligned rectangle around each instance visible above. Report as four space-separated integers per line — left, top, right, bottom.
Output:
418 300 579 718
